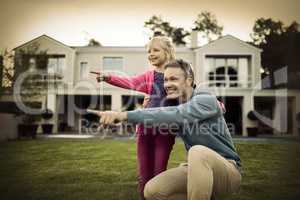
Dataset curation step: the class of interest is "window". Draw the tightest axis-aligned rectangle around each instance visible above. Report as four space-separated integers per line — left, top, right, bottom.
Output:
103 57 123 71
215 66 238 87
206 56 250 88
80 62 89 79
48 56 65 75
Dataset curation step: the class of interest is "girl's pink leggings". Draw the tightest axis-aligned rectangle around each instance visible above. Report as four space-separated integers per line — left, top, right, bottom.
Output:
137 128 176 200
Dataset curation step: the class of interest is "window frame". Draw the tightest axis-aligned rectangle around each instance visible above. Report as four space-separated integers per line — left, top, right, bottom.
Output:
102 56 124 72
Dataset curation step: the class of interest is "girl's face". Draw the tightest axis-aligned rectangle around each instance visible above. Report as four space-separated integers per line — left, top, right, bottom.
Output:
147 41 168 68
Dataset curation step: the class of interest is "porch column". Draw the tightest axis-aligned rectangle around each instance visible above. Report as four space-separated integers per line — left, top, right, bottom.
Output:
242 95 256 137
291 97 298 136
111 94 122 111
272 97 288 136
47 93 58 133
295 95 300 136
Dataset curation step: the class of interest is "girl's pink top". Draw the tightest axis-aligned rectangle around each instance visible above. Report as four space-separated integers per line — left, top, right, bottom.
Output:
106 69 155 95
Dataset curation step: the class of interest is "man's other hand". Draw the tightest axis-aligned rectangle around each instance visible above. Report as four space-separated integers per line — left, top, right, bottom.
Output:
87 109 127 125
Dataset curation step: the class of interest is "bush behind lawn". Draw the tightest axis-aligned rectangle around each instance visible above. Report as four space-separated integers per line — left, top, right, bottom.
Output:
0 138 299 200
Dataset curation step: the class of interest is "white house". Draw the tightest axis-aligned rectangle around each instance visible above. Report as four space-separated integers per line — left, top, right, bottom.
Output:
10 34 300 137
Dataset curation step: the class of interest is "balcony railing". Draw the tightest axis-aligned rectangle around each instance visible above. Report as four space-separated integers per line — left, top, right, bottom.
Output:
41 73 63 84
207 75 252 88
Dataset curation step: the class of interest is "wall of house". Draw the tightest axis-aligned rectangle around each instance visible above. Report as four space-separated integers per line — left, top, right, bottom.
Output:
74 47 194 77
74 48 148 83
72 47 193 96
0 114 18 140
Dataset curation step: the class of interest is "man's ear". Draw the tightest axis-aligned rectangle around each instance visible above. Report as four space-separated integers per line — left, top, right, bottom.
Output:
186 77 193 87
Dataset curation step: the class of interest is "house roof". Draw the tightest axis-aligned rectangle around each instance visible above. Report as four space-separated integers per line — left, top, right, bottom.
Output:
13 34 74 51
197 34 262 52
74 45 191 53
13 34 261 53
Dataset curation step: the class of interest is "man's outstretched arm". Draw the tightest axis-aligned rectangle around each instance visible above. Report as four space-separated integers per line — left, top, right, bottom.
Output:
88 94 221 126
127 94 220 124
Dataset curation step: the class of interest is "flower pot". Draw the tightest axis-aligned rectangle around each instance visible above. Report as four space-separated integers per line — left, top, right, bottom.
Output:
18 124 38 139
247 127 258 137
41 124 53 134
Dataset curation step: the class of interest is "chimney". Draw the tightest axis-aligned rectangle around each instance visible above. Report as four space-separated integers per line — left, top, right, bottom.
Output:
190 30 198 49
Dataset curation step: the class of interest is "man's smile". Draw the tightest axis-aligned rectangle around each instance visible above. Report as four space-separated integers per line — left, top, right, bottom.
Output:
166 88 175 93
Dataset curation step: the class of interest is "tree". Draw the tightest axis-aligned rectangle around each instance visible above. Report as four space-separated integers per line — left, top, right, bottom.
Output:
87 38 102 46
144 15 190 46
193 11 223 42
0 49 14 90
14 43 63 104
0 55 3 95
144 12 223 46
251 18 284 45
12 43 63 136
250 18 300 88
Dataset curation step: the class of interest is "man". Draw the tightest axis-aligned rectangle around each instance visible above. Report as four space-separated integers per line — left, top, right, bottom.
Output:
88 59 241 200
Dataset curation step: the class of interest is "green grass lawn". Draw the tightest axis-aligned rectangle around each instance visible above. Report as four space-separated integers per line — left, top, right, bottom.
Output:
0 138 299 200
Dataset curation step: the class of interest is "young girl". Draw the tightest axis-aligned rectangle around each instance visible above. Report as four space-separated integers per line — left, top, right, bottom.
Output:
96 36 177 200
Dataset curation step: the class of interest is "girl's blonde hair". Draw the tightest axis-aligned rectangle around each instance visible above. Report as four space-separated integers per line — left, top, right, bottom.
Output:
147 36 175 61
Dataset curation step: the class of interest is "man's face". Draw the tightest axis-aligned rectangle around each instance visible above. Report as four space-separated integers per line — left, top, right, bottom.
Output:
164 67 192 99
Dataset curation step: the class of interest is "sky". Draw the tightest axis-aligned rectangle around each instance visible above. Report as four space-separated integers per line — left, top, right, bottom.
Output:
0 0 299 50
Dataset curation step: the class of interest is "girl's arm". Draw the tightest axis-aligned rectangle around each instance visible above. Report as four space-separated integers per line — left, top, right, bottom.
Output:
94 71 150 94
